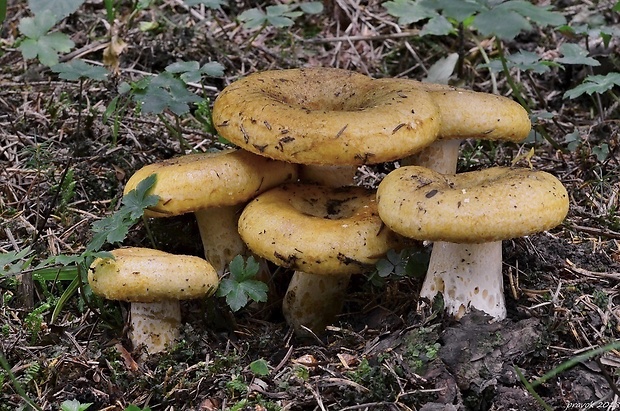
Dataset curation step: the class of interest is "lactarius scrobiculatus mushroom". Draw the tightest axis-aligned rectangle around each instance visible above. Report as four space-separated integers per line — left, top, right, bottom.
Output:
238 183 408 335
399 81 532 174
377 166 569 320
123 149 298 276
88 247 218 353
212 68 441 333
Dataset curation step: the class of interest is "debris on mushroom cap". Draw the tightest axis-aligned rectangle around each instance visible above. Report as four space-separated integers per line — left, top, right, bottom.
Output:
212 68 441 166
123 148 298 218
377 166 569 243
405 81 532 141
88 247 219 302
238 183 409 276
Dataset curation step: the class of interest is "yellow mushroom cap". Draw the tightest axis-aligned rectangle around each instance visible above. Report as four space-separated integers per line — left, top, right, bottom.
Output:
409 81 531 141
123 149 298 218
238 183 408 275
213 68 441 165
377 166 569 243
88 247 219 302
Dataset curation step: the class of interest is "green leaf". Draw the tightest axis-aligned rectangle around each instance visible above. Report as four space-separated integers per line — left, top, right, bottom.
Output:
121 174 159 220
0 0 6 23
473 7 531 40
383 0 437 25
423 0 483 22
60 399 92 411
134 72 202 115
238 8 268 29
184 0 226 9
592 143 609 162
166 60 200 74
563 73 620 99
165 60 224 84
217 255 268 311
500 0 565 27
1 247 34 276
555 43 600 66
249 359 270 376
201 61 225 77
420 14 453 36
472 0 564 40
478 50 556 74
300 2 323 14
18 14 55 38
18 16 75 66
51 59 109 81
28 0 84 23
86 174 158 252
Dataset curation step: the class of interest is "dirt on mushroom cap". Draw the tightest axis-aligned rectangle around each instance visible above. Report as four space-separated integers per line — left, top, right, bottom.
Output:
377 166 569 243
212 68 441 166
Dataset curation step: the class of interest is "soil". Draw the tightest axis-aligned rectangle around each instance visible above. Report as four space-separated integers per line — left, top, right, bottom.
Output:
1 0 620 410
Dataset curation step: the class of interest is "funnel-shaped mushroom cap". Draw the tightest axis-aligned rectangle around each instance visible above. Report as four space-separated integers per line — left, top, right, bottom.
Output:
123 149 298 218
377 166 569 243
88 247 218 302
213 68 441 166
239 183 408 275
410 81 532 141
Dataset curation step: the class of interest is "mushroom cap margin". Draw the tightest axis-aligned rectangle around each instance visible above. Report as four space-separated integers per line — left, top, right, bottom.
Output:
213 68 441 166
377 166 569 243
123 149 298 218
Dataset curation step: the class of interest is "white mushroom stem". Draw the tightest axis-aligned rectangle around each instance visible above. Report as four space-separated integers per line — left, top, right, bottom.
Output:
282 273 351 336
129 301 182 353
195 205 247 276
401 138 461 174
419 241 506 320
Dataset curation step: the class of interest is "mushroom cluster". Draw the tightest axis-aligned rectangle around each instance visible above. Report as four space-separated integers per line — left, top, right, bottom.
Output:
92 67 570 352
212 67 569 331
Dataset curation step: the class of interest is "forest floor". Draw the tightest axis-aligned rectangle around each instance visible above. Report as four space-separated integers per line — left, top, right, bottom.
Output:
1 0 620 410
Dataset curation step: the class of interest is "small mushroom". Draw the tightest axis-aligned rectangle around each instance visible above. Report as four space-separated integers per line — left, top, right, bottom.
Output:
88 247 218 353
123 149 298 276
376 166 569 320
238 183 408 335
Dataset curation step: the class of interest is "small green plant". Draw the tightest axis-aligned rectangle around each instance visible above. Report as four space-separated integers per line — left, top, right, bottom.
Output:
17 13 75 67
1 247 34 278
60 399 92 411
238 2 323 30
120 61 224 116
216 255 269 312
226 374 248 395
24 301 52 342
369 248 429 286
249 358 270 376
51 59 109 81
